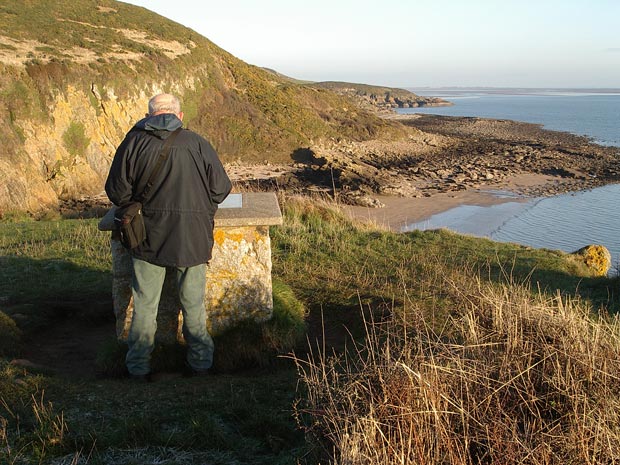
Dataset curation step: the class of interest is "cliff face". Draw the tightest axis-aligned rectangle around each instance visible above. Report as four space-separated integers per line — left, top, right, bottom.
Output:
0 0 409 214
12 85 147 210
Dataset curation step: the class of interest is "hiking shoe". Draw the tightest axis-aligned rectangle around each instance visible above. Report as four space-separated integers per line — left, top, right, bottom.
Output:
128 372 153 383
182 365 209 377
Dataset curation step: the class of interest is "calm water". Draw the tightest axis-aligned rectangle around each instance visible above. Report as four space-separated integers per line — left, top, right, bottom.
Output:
404 185 620 263
400 90 620 146
397 90 620 262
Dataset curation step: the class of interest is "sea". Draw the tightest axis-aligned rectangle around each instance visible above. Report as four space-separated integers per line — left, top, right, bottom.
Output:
396 89 620 265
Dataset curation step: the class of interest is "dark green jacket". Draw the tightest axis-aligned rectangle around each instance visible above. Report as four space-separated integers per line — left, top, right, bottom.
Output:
105 114 232 267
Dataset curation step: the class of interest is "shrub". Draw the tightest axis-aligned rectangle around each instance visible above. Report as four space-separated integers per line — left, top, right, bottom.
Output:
572 244 612 277
62 121 90 157
0 311 22 356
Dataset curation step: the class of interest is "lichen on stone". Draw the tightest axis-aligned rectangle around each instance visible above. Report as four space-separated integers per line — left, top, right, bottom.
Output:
110 224 275 342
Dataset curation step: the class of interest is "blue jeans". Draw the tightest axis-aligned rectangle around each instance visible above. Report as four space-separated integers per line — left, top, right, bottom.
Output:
126 258 214 375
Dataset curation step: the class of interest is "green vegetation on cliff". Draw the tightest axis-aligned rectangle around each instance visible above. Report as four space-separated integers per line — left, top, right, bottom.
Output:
0 0 411 212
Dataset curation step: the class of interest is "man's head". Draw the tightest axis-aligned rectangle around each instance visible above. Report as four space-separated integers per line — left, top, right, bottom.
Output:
148 94 183 120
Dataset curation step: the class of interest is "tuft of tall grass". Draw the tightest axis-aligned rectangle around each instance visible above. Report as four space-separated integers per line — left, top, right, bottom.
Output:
0 312 21 356
295 274 620 464
0 363 67 465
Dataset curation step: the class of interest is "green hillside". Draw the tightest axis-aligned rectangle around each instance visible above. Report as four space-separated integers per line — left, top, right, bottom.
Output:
0 0 409 212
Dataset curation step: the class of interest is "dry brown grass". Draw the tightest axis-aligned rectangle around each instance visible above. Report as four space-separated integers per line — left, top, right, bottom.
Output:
295 274 620 464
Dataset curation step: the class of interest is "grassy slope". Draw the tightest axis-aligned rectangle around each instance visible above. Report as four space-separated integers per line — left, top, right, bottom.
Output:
1 197 618 463
0 0 409 165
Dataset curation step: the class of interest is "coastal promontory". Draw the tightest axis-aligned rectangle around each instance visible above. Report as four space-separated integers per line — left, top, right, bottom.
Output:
1 0 619 218
0 0 411 213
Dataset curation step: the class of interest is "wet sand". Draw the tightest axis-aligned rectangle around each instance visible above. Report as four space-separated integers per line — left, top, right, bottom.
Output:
342 173 560 231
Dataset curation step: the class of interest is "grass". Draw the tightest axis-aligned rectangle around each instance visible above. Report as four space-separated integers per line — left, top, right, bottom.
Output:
0 218 110 332
272 196 618 340
0 215 307 464
295 280 620 464
49 370 304 464
0 195 619 463
1 365 304 465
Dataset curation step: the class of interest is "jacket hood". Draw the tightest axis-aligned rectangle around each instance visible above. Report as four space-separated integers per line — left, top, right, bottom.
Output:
134 114 183 136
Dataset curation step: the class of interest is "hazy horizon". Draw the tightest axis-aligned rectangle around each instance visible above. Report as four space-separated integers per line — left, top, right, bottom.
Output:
123 0 620 89
407 86 620 90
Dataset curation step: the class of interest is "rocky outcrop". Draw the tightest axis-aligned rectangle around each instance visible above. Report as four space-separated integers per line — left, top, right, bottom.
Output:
310 81 452 113
13 86 146 212
400 115 620 197
0 81 194 213
233 115 620 208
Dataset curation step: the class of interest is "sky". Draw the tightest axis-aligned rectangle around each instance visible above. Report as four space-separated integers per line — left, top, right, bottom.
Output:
122 0 620 88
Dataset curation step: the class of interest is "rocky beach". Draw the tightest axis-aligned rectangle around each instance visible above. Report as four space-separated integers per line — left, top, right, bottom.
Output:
60 112 620 228
226 113 620 229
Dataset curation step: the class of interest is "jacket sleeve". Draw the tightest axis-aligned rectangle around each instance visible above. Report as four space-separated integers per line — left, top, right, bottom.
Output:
105 134 134 206
203 140 232 205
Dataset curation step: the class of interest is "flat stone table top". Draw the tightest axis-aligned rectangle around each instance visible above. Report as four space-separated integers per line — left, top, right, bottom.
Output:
98 192 282 231
215 193 282 227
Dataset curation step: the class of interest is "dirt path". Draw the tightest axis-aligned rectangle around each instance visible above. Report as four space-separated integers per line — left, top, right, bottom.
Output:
18 306 115 379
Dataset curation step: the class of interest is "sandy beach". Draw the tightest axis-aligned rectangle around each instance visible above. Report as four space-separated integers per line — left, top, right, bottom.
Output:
341 173 561 231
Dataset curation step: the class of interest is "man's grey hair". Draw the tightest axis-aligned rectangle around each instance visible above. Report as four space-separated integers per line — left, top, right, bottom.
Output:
148 94 181 115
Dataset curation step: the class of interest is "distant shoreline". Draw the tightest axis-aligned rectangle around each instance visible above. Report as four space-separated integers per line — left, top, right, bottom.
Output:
394 91 620 150
407 87 620 95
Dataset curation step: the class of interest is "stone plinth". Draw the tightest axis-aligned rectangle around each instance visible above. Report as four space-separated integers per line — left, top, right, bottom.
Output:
99 193 283 342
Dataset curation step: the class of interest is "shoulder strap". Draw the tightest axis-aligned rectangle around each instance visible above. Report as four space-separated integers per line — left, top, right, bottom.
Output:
135 127 182 203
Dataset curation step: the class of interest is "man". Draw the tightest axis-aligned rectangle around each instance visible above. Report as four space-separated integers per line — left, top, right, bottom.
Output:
105 93 232 380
